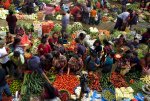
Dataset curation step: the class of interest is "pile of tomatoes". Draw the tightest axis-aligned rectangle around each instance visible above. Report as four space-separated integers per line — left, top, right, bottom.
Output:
88 72 102 91
110 72 128 88
53 74 80 94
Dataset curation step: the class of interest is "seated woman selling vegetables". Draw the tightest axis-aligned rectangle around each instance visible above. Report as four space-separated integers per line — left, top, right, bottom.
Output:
38 37 52 56
67 54 83 75
49 32 59 50
52 51 67 74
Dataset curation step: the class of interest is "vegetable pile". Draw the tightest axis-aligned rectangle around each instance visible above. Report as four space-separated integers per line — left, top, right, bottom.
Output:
21 72 44 101
140 75 150 84
18 21 33 32
52 23 62 32
110 72 128 88
88 72 102 91
10 80 22 95
100 73 114 90
102 89 115 101
46 72 56 83
42 21 54 33
125 71 141 83
72 22 83 33
30 39 40 55
53 74 80 94
129 80 144 94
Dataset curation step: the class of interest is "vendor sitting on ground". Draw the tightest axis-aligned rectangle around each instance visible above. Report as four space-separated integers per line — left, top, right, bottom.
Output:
38 37 52 56
67 54 83 75
52 51 67 74
49 32 59 50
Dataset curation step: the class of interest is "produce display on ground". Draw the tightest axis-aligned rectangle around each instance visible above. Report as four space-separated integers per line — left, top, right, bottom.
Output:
129 80 144 95
100 73 115 90
9 80 22 95
21 72 45 101
0 0 150 101
140 75 150 84
110 72 128 88
88 72 102 91
53 74 80 94
102 89 115 101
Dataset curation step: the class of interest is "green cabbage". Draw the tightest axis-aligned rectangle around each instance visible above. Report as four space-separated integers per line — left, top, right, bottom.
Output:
66 25 72 34
53 23 62 32
72 22 83 33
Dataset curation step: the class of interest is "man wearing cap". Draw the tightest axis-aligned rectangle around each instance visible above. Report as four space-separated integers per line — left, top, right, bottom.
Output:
27 56 51 84
0 40 12 76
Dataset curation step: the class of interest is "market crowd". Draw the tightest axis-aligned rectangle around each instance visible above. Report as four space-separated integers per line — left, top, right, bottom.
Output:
0 0 150 101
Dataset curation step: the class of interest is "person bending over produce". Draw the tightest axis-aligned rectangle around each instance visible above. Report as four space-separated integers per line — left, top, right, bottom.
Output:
114 9 133 31
27 56 52 84
52 51 67 74
0 67 12 101
67 54 83 75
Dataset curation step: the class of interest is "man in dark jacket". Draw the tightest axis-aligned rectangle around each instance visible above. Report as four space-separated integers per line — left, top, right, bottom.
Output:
0 67 12 101
6 10 17 34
